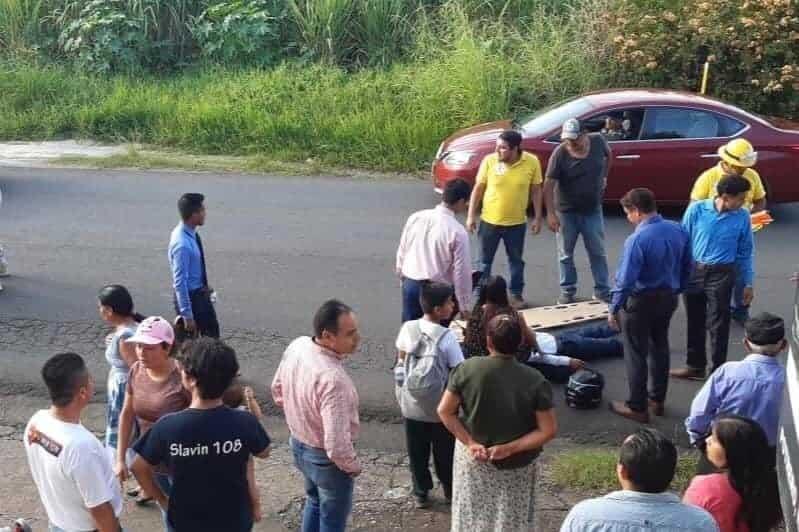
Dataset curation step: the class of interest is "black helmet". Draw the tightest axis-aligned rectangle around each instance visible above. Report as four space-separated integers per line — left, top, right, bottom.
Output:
565 368 604 409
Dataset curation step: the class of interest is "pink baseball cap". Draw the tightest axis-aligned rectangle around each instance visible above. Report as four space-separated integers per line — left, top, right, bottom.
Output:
126 316 175 345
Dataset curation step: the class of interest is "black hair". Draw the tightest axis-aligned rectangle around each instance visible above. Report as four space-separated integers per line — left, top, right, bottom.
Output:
618 428 677 493
420 282 454 314
713 415 782 532
98 285 145 322
744 312 785 347
178 193 205 221
41 353 89 407
486 313 522 355
620 188 657 214
442 179 472 206
716 174 751 197
178 338 239 400
498 130 523 150
478 275 511 308
313 299 354 337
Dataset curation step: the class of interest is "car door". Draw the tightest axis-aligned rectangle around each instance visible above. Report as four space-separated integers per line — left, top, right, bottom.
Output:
632 106 747 203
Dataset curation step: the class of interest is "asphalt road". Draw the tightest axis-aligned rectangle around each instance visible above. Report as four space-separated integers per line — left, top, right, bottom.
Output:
1 166 797 448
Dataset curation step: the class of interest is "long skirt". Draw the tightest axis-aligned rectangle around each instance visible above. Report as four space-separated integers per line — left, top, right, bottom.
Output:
450 440 536 532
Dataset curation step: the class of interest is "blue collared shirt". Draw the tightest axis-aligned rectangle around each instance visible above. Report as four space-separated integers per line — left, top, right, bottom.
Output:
560 490 719 532
168 223 204 320
686 354 785 446
610 215 693 315
682 199 754 286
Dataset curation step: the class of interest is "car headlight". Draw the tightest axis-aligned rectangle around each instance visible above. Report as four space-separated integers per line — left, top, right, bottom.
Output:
443 151 476 166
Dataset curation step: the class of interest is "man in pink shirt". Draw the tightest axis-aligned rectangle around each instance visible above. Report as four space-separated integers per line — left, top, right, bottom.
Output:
271 300 361 532
396 179 472 323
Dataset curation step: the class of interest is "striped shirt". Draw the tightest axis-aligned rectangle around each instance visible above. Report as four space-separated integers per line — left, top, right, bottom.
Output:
271 336 361 474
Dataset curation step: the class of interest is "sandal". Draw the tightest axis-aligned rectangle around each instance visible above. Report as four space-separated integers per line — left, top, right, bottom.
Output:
135 494 154 506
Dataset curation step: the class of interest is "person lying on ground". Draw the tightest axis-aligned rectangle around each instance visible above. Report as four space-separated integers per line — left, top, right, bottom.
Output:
463 275 622 382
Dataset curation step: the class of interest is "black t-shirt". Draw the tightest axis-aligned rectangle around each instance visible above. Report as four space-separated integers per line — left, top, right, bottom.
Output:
134 406 270 532
546 133 610 213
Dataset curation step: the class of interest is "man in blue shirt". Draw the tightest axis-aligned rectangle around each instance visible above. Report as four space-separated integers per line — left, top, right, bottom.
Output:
169 193 220 338
686 312 786 472
608 189 692 423
671 175 754 381
560 428 718 532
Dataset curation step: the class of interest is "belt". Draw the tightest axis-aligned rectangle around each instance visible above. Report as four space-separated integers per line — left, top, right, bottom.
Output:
696 262 735 272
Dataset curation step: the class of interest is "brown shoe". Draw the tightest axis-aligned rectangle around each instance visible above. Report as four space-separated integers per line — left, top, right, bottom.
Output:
648 399 665 417
609 401 650 423
669 367 706 381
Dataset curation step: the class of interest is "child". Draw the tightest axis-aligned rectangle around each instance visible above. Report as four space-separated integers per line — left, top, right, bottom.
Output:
394 282 464 508
222 380 264 523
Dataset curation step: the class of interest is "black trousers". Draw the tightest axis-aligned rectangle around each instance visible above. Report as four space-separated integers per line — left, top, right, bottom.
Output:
684 264 735 371
174 288 220 339
620 290 678 412
404 419 455 498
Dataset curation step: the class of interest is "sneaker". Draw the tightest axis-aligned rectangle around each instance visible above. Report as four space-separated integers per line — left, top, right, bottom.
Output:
669 367 706 381
510 294 527 310
557 293 576 305
592 293 611 304
415 493 431 509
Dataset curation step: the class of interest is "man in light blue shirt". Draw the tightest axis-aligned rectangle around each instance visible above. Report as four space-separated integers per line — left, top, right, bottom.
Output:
672 175 754 381
560 428 718 532
168 193 219 338
686 312 786 469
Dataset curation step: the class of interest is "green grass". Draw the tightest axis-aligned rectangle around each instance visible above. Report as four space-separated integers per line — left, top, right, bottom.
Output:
550 449 699 494
0 1 613 172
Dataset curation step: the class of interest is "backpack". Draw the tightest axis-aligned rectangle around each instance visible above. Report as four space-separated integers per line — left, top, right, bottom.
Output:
396 321 451 422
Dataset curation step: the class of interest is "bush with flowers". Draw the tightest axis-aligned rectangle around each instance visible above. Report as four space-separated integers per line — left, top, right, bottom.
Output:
602 0 799 119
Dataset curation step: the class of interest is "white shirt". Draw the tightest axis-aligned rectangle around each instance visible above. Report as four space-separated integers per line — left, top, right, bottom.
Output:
528 332 571 366
24 410 122 531
395 318 465 369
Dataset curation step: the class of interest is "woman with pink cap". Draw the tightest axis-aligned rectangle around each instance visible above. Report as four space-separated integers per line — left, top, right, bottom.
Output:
115 316 190 525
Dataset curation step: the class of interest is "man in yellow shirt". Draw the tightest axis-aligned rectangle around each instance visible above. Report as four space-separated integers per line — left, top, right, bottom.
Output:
466 130 543 309
689 138 765 324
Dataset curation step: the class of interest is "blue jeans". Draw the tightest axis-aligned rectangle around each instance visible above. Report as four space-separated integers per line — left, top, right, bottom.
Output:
290 437 354 532
556 209 610 298
401 277 425 322
556 324 623 360
478 221 526 296
155 473 174 532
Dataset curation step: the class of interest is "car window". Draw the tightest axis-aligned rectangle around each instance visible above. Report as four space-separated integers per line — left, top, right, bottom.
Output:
577 108 646 142
640 107 742 140
519 97 595 137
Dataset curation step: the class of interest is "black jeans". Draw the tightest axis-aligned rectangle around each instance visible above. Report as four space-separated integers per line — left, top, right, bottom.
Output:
620 290 678 412
683 264 735 371
174 288 220 339
404 419 455 498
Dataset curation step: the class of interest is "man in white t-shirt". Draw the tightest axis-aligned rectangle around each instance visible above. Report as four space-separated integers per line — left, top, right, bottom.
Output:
24 352 123 532
394 282 464 508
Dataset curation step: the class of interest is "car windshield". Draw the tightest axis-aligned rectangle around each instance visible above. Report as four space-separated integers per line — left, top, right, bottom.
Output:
517 97 595 136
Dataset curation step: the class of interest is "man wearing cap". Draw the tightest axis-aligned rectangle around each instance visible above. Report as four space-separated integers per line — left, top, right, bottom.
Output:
544 118 613 304
466 130 543 309
671 175 754 381
690 138 766 324
685 312 787 471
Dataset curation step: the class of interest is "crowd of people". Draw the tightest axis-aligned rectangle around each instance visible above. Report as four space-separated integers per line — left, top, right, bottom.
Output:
17 118 796 532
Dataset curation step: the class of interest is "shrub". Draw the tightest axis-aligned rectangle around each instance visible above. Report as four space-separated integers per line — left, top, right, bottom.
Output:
603 0 799 118
0 0 48 52
286 0 358 64
192 0 289 67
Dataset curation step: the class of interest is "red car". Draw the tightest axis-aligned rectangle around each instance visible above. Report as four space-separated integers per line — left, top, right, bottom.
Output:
431 89 799 204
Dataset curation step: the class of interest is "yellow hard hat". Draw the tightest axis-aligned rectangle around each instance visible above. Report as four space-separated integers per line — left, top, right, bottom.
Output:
717 138 757 167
